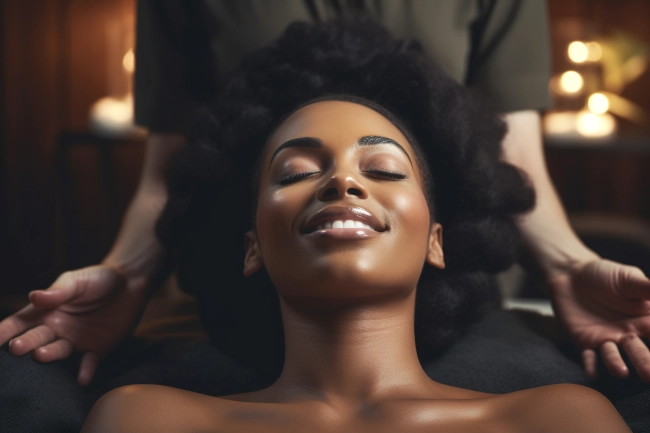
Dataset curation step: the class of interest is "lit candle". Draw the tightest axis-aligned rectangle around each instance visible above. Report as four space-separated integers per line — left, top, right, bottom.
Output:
544 111 617 140
89 94 141 138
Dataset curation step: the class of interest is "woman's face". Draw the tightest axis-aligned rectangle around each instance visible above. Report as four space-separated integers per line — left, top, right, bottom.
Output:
244 100 444 302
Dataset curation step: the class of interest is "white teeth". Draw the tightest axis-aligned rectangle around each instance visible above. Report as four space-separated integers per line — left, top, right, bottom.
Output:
312 220 375 231
343 220 356 228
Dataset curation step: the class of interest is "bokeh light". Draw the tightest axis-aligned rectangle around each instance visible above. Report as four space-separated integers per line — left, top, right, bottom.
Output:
586 42 603 62
560 70 584 93
568 41 589 63
122 49 135 73
567 41 603 63
588 93 609 114
576 111 616 137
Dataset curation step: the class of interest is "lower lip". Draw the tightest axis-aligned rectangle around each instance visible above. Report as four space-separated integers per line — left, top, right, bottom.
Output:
303 228 381 239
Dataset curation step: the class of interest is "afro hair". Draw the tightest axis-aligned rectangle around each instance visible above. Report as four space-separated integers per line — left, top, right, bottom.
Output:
156 18 535 375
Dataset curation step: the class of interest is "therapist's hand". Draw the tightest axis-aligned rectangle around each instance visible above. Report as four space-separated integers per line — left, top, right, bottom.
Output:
549 258 650 382
0 264 149 386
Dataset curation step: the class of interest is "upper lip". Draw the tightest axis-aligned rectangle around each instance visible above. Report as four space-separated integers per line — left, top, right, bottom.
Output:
300 205 387 234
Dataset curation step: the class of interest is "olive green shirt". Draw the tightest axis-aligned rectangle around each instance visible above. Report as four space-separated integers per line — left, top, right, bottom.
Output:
135 0 551 132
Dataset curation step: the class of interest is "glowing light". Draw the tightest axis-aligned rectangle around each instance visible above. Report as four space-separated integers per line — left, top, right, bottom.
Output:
560 71 584 93
586 42 602 61
122 49 135 73
568 41 602 63
89 95 134 137
588 93 609 114
568 41 589 63
576 111 616 138
544 112 577 136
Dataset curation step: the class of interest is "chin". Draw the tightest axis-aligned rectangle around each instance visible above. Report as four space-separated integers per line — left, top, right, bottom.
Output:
276 257 418 300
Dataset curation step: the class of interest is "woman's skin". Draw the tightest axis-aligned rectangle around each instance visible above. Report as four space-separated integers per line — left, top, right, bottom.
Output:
81 101 630 433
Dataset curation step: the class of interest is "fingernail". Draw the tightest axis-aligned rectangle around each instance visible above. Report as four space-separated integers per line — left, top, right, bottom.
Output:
8 338 14 347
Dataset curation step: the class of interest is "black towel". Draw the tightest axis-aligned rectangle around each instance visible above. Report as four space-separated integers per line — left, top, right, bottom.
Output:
1 308 648 433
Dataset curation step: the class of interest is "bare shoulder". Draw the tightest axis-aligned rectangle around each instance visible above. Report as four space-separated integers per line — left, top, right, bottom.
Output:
81 384 228 433
501 384 631 433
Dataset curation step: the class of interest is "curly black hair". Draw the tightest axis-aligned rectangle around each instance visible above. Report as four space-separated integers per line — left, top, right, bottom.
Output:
156 18 535 376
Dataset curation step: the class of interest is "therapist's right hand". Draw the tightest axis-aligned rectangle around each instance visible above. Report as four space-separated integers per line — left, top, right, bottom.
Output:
0 264 149 387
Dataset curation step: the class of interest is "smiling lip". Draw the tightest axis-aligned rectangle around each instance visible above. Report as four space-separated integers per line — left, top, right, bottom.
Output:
305 227 380 239
300 205 387 235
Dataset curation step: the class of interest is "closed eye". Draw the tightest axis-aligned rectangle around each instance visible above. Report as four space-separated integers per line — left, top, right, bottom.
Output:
278 171 320 185
364 170 407 180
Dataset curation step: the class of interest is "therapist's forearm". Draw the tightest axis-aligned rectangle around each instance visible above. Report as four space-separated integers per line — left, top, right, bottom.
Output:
102 132 185 292
500 111 599 279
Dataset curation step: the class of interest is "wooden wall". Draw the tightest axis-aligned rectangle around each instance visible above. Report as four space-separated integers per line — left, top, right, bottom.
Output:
1 0 138 294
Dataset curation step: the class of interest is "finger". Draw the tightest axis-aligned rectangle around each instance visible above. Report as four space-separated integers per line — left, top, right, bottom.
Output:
78 352 100 387
600 341 629 379
32 338 74 363
29 272 82 309
614 264 650 301
8 324 57 356
620 334 650 383
8 325 57 356
0 304 47 347
582 349 598 380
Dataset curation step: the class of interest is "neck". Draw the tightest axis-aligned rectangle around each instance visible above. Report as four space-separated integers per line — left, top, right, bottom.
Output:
270 290 438 407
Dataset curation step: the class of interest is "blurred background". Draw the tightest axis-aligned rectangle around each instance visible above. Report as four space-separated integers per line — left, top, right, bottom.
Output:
0 0 649 309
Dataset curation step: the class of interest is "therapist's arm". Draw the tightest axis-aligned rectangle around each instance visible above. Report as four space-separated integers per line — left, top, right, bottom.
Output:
501 110 650 382
103 132 185 280
500 111 598 274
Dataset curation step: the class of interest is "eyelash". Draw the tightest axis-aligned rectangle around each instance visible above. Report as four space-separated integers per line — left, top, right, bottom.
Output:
364 170 407 180
278 170 406 185
278 172 320 185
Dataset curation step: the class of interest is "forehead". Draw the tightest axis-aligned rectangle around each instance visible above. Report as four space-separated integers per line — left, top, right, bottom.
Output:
265 100 415 159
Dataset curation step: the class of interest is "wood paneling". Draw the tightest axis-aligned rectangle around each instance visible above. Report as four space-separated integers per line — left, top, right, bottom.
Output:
545 145 650 219
2 1 64 292
1 0 139 294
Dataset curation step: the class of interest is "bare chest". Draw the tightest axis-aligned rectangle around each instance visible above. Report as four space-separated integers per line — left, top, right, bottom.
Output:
200 399 515 433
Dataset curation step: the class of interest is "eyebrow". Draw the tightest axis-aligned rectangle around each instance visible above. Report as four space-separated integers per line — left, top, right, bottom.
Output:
268 135 412 168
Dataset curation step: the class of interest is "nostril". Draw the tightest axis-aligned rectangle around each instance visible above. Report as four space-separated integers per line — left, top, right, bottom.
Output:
322 187 338 198
347 187 362 196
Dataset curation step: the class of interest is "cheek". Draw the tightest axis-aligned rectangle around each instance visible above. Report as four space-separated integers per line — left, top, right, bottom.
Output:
391 188 432 283
389 187 431 238
255 187 308 256
256 191 293 239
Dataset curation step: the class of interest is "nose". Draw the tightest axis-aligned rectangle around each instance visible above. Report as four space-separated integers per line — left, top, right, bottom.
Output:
316 170 369 201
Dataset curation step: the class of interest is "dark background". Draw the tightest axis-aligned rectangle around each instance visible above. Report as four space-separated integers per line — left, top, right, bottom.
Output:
1 0 649 296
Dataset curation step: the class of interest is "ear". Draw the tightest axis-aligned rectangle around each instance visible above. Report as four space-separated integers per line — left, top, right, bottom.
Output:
243 231 264 276
425 223 445 269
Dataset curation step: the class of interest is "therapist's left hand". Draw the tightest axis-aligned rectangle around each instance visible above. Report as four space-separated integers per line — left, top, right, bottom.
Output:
549 258 650 382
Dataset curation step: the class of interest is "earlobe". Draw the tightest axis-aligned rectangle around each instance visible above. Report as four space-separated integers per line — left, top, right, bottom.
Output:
426 223 445 269
243 231 264 276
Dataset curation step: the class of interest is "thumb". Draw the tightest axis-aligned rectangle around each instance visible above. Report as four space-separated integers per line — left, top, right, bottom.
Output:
614 264 650 301
29 272 82 309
